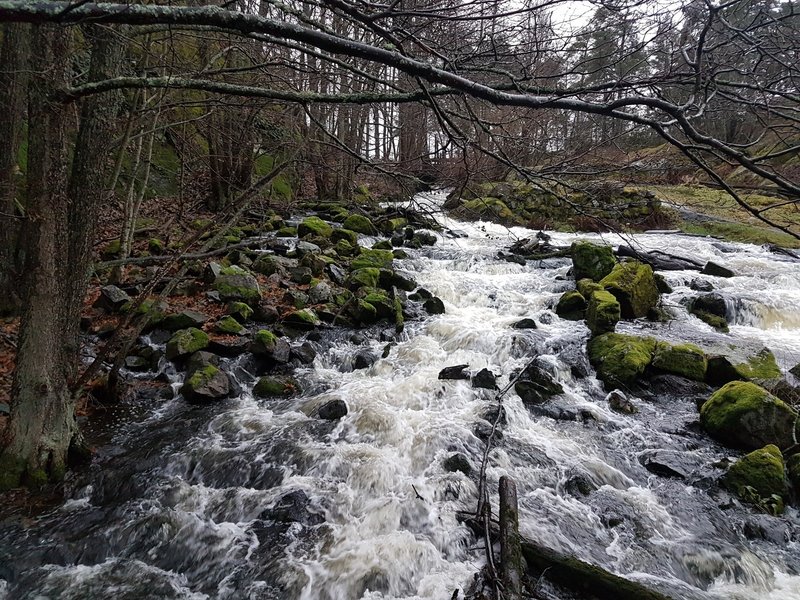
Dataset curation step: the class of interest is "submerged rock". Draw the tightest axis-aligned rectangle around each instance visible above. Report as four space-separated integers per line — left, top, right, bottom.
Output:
318 399 348 420
253 376 296 398
515 363 563 404
423 297 446 315
511 318 538 329
599 260 659 319
571 240 616 282
443 453 472 476
439 365 470 380
700 381 797 450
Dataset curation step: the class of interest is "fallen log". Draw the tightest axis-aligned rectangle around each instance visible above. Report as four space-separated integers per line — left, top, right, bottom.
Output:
499 476 523 600
616 244 703 271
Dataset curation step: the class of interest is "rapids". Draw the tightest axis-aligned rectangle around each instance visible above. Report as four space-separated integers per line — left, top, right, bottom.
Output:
2 190 800 600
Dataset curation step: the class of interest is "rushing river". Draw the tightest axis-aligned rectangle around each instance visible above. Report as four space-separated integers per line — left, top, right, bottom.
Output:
2 190 800 600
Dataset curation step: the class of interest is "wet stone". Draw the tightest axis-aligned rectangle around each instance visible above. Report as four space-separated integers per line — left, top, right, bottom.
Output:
702 261 735 278
472 368 497 390
439 365 470 380
263 490 324 526
639 450 692 479
443 453 472 476
606 389 637 414
690 278 714 292
318 399 348 420
423 297 446 315
352 350 377 370
291 342 317 364
511 318 537 329
94 285 131 312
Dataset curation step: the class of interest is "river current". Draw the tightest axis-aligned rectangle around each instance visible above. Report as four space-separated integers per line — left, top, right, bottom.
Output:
2 190 800 599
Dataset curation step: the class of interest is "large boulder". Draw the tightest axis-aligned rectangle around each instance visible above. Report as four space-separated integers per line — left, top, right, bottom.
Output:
93 285 131 313
651 342 707 382
342 214 375 234
571 241 616 282
599 260 659 319
181 351 230 403
734 347 782 382
587 333 656 388
297 216 333 238
213 266 261 302
166 327 210 361
250 330 291 364
161 310 209 332
724 445 787 513
700 381 797 450
585 290 621 335
351 248 394 270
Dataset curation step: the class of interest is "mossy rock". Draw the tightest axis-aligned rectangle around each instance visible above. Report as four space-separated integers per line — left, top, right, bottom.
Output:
227 301 253 321
587 333 656 388
576 278 602 298
363 290 394 318
351 248 394 270
555 290 586 321
734 348 782 382
652 342 707 381
148 238 165 254
691 309 729 332
724 444 787 513
213 266 261 302
585 290 621 335
599 261 659 319
372 240 393 250
182 364 230 403
347 267 380 290
190 218 213 230
330 228 358 246
215 315 244 335
166 328 210 361
381 217 408 233
571 241 615 282
700 381 797 450
298 216 333 238
253 376 296 398
283 309 320 330
342 214 375 234
276 226 297 237
351 299 378 324
100 238 121 260
459 197 517 224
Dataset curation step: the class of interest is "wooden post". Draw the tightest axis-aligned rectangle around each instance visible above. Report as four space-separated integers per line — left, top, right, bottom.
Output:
499 476 523 600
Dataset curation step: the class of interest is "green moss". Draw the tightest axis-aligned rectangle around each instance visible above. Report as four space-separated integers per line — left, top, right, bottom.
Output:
725 445 787 513
691 308 729 332
284 309 319 326
334 239 356 257
587 333 656 387
213 267 261 302
0 455 25 491
215 315 244 335
700 381 797 450
364 291 394 318
372 240 393 250
394 296 404 332
652 342 708 381
576 278 603 298
253 329 278 354
100 238 121 259
342 214 375 234
555 290 587 321
571 241 615 282
331 228 358 245
681 221 800 249
352 299 378 323
459 197 519 224
734 348 782 381
383 217 408 233
276 226 297 237
148 238 164 254
599 261 659 319
253 376 294 398
348 267 380 289
190 218 213 230
186 365 219 390
585 290 621 335
352 249 394 270
298 216 333 238
166 327 210 360
26 468 49 490
228 301 253 321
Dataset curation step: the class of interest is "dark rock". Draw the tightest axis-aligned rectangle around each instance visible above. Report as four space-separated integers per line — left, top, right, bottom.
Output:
511 318 537 329
291 342 317 364
789 363 800 379
161 310 209 332
482 405 507 427
743 515 790 544
474 421 503 442
94 285 131 312
706 355 742 386
327 263 348 286
423 297 446 315
438 365 470 380
318 399 348 420
250 330 291 364
702 261 735 278
182 353 230 404
208 336 251 357
253 302 280 323
472 368 497 390
639 450 692 479
606 389 636 413
654 273 673 294
409 288 433 301
349 333 368 345
443 453 472 476
514 363 563 404
690 293 727 318
690 278 714 292
414 231 437 246
124 355 149 372
499 252 526 265
204 261 223 283
352 350 377 370
289 266 313 285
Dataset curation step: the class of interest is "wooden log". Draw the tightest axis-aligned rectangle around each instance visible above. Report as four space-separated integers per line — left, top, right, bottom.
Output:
499 476 523 600
616 244 703 271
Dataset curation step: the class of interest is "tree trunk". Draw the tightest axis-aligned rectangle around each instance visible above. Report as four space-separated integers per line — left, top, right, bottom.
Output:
0 23 31 315
0 24 125 490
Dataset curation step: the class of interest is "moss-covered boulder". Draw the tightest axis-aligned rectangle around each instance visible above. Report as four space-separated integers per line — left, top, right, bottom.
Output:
227 301 253 321
724 444 787 513
585 290 621 335
213 266 261 302
250 329 291 363
182 363 230 404
457 197 517 224
599 261 659 319
351 248 394 270
691 309 729 332
342 214 375 234
700 381 797 450
587 333 656 388
331 228 359 245
276 226 297 237
166 328 210 361
652 342 707 381
348 267 380 289
215 315 244 335
576 278 602 298
161 310 209 332
297 216 333 238
571 241 615 282
283 309 320 330
253 376 296 398
351 299 378 324
363 290 394 318
555 290 586 321
734 348 782 382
